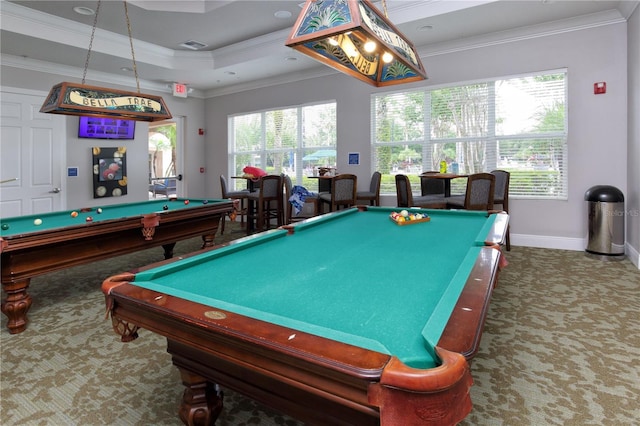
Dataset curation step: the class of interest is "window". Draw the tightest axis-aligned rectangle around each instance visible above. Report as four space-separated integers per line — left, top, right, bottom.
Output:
372 70 567 198
229 102 337 191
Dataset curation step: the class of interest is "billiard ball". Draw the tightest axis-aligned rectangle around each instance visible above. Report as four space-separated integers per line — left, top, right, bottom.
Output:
96 208 103 214
86 216 93 222
103 170 115 180
202 200 208 204
184 200 189 205
163 205 169 210
71 211 78 218
34 218 43 225
1 224 9 230
400 209 409 217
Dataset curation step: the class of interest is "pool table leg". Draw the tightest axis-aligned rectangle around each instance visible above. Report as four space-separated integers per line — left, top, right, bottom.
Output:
162 243 176 260
177 368 223 426
1 278 33 334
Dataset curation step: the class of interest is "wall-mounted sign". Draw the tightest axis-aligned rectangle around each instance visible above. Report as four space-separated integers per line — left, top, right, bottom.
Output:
172 83 188 98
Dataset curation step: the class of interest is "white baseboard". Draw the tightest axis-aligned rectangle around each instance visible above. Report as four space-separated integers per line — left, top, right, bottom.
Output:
511 234 585 251
512 233 640 269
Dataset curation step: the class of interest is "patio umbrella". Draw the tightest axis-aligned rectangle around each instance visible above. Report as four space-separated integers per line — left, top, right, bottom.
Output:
302 149 336 161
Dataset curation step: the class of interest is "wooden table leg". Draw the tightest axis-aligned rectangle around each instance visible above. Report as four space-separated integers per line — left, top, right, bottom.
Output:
1 278 33 334
177 368 223 426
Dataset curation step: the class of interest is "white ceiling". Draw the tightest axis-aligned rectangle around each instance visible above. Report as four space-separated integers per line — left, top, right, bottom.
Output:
1 1 637 97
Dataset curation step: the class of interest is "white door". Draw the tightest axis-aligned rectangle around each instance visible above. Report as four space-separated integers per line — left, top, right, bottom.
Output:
0 90 65 217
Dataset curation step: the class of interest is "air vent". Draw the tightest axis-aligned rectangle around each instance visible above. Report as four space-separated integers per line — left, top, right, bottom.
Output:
179 40 208 50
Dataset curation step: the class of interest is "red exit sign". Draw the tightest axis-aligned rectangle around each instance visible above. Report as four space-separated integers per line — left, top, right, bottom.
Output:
172 83 188 98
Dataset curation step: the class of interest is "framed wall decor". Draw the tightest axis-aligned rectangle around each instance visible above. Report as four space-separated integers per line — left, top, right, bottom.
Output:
348 152 360 165
92 147 127 198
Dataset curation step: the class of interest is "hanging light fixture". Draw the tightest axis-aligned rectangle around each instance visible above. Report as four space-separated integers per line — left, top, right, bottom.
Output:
286 0 427 87
40 1 171 122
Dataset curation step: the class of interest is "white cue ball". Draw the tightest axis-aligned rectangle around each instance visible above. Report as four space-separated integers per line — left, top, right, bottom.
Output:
34 218 43 225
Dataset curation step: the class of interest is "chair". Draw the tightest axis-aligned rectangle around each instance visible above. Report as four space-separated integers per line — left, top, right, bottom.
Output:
446 172 495 211
149 178 177 198
220 175 249 234
491 169 511 250
319 174 357 213
246 175 284 234
420 171 445 196
356 171 381 206
283 175 318 224
395 174 446 209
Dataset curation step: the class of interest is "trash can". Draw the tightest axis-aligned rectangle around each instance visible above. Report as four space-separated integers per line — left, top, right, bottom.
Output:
584 185 625 259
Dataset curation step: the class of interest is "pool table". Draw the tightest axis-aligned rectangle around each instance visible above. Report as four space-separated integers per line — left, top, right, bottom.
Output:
103 206 508 425
1 198 233 334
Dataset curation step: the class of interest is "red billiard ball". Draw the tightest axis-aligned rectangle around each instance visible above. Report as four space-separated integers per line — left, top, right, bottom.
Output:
86 216 93 222
184 200 189 205
102 170 115 180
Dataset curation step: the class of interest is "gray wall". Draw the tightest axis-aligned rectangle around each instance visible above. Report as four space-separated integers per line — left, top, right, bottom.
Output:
205 22 631 254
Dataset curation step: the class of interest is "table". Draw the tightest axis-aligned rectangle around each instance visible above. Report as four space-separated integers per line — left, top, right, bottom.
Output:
420 173 468 197
0 198 233 334
103 206 508 425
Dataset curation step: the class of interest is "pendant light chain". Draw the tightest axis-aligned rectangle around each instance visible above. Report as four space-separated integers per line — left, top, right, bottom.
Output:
82 0 101 84
123 0 141 93
382 0 388 18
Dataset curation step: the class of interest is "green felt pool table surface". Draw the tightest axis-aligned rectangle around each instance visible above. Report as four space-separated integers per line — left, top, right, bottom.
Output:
0 198 223 236
127 207 505 368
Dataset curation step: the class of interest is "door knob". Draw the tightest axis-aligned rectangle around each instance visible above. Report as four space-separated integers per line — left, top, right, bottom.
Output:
49 187 61 193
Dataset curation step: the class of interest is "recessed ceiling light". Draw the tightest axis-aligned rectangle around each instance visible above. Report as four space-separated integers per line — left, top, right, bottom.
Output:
120 67 133 72
418 25 433 32
225 71 236 76
285 57 297 61
274 10 292 19
179 40 208 50
73 6 95 16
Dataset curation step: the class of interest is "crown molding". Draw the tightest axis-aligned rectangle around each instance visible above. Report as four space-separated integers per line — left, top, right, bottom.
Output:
418 8 628 58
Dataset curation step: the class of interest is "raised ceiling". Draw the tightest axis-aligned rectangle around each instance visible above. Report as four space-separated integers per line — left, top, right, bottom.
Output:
1 1 637 97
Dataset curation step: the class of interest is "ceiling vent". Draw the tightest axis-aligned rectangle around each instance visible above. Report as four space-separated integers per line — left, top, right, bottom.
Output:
179 40 208 50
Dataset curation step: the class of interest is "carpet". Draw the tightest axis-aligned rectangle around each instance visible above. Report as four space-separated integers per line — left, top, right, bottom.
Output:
2 221 639 425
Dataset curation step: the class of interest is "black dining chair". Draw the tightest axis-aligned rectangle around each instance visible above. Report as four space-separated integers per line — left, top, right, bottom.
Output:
491 170 511 250
319 174 357 213
395 174 446 209
283 174 318 224
220 174 249 234
420 171 446 197
246 175 284 234
356 171 382 206
446 173 495 211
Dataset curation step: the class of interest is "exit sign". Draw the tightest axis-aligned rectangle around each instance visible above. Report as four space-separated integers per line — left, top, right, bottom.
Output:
172 83 188 98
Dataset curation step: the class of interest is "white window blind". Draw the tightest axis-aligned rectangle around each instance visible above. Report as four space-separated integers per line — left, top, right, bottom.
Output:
371 70 567 199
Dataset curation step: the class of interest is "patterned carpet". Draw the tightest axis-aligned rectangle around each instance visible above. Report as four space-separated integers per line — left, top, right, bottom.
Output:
1 221 639 425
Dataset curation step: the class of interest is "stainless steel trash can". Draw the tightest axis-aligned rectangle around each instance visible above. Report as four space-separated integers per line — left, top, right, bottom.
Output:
584 185 625 259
